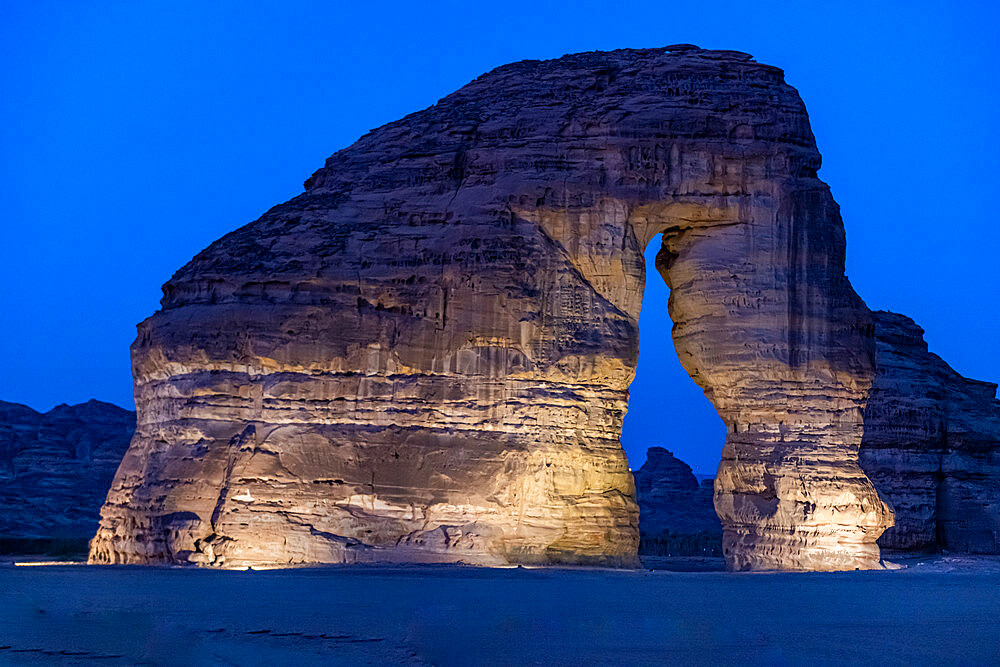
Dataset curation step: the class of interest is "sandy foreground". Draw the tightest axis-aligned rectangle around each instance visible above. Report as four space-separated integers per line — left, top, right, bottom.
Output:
1 556 999 665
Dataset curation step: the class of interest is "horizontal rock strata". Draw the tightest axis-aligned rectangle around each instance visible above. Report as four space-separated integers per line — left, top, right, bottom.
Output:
861 312 1000 552
0 400 134 552
91 45 894 570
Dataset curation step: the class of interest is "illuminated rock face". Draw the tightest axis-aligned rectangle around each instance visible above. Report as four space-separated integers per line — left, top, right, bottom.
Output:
861 312 1000 552
90 45 894 570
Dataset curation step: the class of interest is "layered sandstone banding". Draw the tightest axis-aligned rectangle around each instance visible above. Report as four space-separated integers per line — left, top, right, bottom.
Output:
633 447 720 555
861 312 1000 552
91 45 895 570
0 400 134 552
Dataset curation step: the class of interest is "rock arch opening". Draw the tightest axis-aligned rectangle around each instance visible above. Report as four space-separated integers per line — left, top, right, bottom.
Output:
622 193 892 571
623 232 725 556
622 233 724 477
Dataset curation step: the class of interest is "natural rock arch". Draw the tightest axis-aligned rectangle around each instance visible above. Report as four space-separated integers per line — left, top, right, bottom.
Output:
90 45 895 571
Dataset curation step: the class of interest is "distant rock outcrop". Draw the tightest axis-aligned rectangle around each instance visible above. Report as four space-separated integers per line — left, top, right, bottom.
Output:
633 448 720 555
0 400 134 552
91 45 905 570
861 312 1000 553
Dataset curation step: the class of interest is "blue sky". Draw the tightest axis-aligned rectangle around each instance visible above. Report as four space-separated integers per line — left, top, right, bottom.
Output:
2 1 997 473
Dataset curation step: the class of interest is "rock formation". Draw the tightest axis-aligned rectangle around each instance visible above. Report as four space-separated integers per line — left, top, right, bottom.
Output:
0 400 135 552
861 312 1000 552
91 45 896 571
633 447 720 555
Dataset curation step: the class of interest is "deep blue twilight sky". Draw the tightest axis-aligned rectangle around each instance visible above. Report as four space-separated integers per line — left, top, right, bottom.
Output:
2 1 998 473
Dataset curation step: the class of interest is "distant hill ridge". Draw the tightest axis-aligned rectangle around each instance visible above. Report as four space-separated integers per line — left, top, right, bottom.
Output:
0 398 135 555
633 447 722 556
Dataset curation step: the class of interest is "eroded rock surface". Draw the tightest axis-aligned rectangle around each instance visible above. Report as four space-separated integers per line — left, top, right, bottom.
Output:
861 312 1000 553
633 447 720 555
0 400 134 550
91 45 894 570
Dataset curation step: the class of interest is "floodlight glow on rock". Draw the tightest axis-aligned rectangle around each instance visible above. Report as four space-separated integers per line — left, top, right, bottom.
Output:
90 46 897 571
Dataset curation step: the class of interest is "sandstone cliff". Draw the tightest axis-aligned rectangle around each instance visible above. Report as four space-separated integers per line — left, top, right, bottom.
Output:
861 312 1000 552
91 45 894 571
0 399 134 552
633 447 720 555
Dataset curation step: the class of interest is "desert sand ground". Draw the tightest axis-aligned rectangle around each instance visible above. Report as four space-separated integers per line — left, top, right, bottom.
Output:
2 556 999 665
